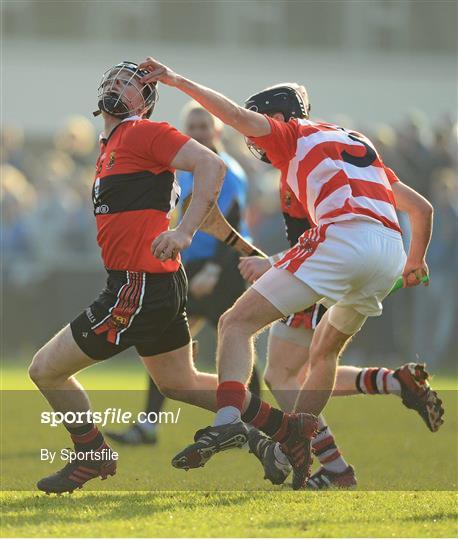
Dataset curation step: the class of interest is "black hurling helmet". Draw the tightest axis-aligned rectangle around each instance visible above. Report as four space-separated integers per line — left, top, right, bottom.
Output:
93 61 158 120
244 83 310 161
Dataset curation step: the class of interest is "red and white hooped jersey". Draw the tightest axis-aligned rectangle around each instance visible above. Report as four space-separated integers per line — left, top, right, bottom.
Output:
251 117 401 234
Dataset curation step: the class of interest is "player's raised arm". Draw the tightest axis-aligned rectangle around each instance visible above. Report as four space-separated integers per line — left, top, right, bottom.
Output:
391 180 433 288
151 139 226 261
138 57 271 137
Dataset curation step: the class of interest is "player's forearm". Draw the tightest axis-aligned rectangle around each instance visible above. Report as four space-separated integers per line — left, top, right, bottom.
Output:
406 205 433 263
172 75 240 123
177 156 226 237
173 76 264 136
392 180 433 263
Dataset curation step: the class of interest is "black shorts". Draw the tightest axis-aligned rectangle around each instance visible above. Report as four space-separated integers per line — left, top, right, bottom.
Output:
185 252 246 327
71 266 190 360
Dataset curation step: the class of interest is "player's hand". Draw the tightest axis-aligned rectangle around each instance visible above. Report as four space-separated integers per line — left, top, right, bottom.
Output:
238 256 271 283
402 258 430 288
151 229 192 261
189 263 221 299
139 57 180 87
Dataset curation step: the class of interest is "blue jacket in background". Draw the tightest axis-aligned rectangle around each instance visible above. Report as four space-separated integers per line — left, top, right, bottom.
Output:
178 152 250 264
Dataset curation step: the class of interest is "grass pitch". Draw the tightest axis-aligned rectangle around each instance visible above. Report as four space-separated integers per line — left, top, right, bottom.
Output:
1 358 457 537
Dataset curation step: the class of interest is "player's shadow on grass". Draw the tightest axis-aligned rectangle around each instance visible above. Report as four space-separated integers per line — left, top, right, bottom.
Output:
2 491 255 528
399 511 458 522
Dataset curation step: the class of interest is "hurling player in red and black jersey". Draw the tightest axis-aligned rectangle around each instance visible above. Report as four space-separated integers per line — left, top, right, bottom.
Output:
29 61 227 494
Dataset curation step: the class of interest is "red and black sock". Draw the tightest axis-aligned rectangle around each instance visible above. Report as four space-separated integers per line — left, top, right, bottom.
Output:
65 422 105 453
241 394 289 443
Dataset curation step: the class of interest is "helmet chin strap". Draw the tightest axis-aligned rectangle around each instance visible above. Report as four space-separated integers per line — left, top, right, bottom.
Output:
94 61 158 119
93 106 149 119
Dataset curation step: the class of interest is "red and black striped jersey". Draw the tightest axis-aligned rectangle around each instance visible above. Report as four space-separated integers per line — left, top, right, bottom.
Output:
93 116 190 273
281 183 311 247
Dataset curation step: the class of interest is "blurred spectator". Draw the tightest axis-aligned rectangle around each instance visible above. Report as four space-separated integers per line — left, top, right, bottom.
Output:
412 168 458 367
2 113 457 367
1 164 37 283
1 125 26 171
54 115 97 166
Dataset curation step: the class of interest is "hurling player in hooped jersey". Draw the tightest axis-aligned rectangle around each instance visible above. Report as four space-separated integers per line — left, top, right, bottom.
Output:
29 61 230 495
139 57 434 489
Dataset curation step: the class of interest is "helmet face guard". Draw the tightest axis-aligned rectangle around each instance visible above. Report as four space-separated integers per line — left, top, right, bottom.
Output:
93 61 158 119
244 84 310 162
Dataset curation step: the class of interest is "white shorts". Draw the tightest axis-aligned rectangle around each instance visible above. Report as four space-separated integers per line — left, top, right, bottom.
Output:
269 320 314 348
253 219 406 320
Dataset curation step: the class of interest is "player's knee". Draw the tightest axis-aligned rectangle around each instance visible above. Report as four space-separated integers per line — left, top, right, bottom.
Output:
218 309 235 335
29 351 50 386
218 307 250 337
29 349 68 387
28 362 40 386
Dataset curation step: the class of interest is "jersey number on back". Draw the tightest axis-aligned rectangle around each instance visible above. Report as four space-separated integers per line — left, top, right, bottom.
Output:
340 130 377 168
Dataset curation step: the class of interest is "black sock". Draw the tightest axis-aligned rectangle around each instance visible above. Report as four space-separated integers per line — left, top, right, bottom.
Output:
66 422 104 452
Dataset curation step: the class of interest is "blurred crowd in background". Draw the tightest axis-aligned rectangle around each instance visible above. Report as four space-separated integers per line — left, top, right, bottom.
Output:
2 112 457 368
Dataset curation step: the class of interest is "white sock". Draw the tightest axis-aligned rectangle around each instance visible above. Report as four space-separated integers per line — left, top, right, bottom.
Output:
386 372 402 395
274 443 291 469
138 422 157 434
214 406 241 426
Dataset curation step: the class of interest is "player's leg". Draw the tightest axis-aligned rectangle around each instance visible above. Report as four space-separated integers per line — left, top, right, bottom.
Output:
265 325 351 476
106 262 207 447
264 322 312 412
252 322 354 487
174 268 321 488
293 307 365 416
206 313 262 399
203 253 263 398
334 363 444 431
105 340 200 445
105 376 164 445
265 330 428 402
137 257 225 413
29 325 118 494
29 325 97 411
141 342 218 412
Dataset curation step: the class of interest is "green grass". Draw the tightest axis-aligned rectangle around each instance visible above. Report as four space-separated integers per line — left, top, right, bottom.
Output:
1 359 457 537
1 491 457 538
